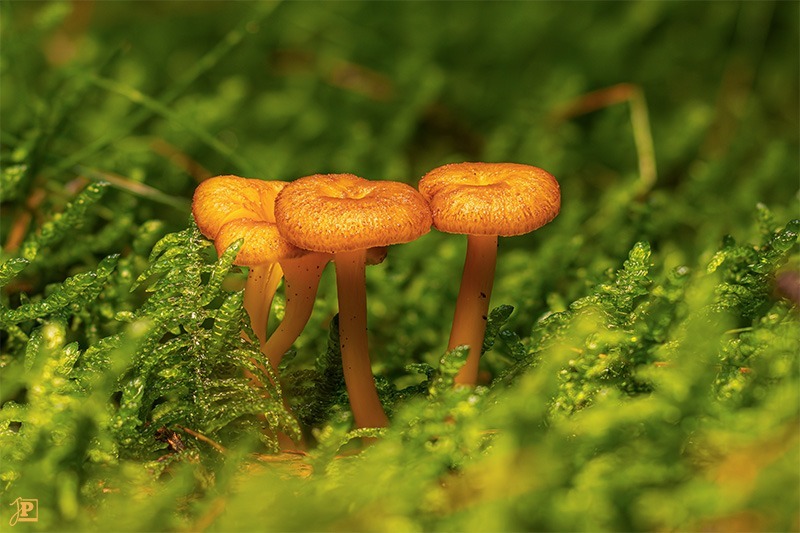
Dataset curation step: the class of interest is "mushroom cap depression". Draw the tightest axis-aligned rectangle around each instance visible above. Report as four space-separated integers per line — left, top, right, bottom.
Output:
274 173 432 253
418 162 561 236
192 175 305 266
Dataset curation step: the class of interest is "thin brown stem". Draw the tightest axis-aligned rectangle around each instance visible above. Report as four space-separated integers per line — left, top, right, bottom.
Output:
334 249 388 429
263 253 330 369
449 234 498 386
552 83 656 195
243 263 283 347
176 425 228 455
4 187 46 253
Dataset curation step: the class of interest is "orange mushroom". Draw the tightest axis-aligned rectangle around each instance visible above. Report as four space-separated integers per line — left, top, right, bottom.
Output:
274 173 432 429
418 162 561 386
192 176 330 371
192 176 296 349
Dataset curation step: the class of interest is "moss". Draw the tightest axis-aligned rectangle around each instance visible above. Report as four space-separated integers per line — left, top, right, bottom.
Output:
1 2 798 531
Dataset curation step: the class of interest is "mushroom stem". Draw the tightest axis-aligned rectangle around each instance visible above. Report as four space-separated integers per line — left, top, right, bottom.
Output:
262 253 330 369
243 263 284 346
334 249 389 429
449 234 498 386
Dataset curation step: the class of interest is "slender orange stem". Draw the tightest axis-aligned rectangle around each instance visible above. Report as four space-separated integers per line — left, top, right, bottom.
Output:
241 262 305 451
449 234 498 386
263 253 330 369
243 263 283 347
334 249 389 428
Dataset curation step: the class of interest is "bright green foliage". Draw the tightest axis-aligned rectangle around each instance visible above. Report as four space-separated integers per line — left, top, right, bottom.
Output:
539 242 665 414
0 254 119 326
710 213 800 319
1 215 300 529
20 182 109 262
1 2 799 531
113 226 300 456
0 258 30 288
0 164 27 203
481 304 515 356
283 316 348 427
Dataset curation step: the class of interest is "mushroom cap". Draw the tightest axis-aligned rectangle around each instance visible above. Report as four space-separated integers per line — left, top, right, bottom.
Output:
418 162 561 236
274 174 432 253
191 175 305 265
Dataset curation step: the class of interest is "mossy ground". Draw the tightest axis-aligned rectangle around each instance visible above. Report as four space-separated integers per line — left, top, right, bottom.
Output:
1 2 798 531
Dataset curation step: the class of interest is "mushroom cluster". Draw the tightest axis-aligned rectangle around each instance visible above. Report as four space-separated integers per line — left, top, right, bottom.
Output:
193 173 431 430
191 162 559 432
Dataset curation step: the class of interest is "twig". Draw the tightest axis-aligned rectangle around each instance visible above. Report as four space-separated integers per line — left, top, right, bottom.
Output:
552 83 657 195
150 138 212 183
4 188 47 253
175 425 228 455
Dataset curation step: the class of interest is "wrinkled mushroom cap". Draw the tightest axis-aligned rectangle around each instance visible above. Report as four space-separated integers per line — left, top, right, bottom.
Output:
274 174 432 253
192 175 305 265
418 162 561 236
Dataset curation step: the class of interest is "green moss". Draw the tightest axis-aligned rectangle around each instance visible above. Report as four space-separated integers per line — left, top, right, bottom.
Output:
1 2 798 531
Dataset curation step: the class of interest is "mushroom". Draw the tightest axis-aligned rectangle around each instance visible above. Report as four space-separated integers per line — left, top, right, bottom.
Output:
194 176 393 372
274 173 432 428
192 175 298 351
193 176 334 374
418 162 560 386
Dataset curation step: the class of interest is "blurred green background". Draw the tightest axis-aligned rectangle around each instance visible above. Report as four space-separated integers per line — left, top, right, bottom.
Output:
1 1 798 531
3 0 797 357
3 1 797 215
3 0 797 336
